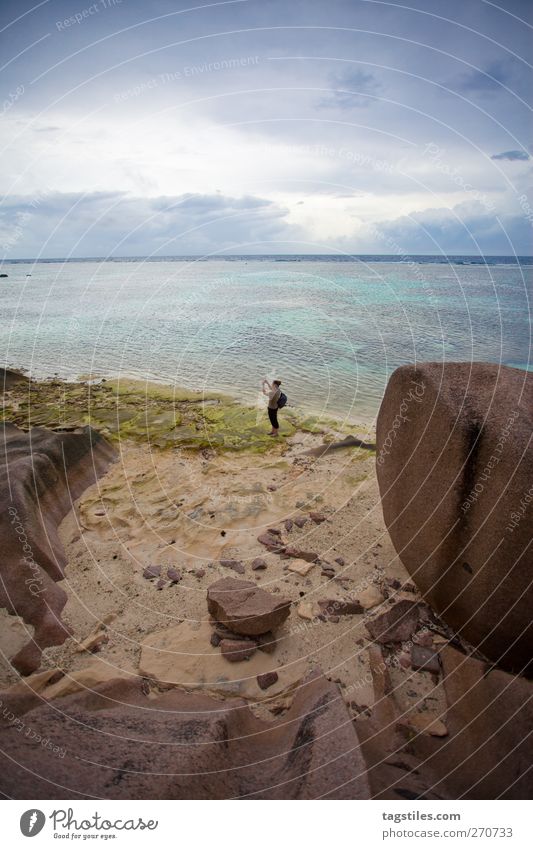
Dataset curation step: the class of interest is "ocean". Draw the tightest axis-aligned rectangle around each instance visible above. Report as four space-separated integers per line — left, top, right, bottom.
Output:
1 255 532 423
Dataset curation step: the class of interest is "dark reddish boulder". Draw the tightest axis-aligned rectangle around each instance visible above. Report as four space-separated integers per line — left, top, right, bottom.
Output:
207 577 291 636
144 564 161 579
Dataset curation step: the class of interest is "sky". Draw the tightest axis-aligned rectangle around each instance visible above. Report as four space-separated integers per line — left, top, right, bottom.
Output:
0 0 532 257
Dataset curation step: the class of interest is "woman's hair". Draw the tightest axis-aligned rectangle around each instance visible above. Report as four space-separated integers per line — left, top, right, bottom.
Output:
273 379 281 386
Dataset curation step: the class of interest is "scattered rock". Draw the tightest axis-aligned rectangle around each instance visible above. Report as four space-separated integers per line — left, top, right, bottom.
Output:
156 579 166 590
220 638 257 663
207 578 291 636
319 599 364 617
257 671 279 690
356 586 384 610
167 567 181 583
284 519 293 532
257 533 285 552
220 559 245 575
294 516 307 528
335 557 345 567
143 564 161 580
297 601 317 620
309 512 326 524
365 599 420 643
411 645 441 674
267 528 282 536
288 560 315 577
195 569 206 579
283 546 318 563
210 632 221 647
251 558 267 571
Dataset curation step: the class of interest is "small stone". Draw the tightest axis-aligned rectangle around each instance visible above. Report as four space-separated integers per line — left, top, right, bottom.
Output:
267 528 282 536
220 559 245 575
329 615 340 623
257 671 279 690
334 557 345 567
167 567 181 583
318 599 364 617
156 579 166 590
257 533 285 552
251 558 267 571
309 512 326 524
294 516 307 528
356 586 384 610
195 568 206 579
284 519 293 532
220 638 257 662
210 632 221 647
410 644 441 674
288 560 315 577
143 564 161 580
366 599 421 644
283 546 318 563
297 601 316 620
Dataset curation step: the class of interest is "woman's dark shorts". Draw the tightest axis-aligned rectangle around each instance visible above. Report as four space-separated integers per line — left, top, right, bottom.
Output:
268 407 279 429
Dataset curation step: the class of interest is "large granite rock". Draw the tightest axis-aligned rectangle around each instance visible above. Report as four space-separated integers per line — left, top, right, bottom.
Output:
207 577 291 636
0 421 115 674
0 671 371 799
357 644 533 799
376 363 532 674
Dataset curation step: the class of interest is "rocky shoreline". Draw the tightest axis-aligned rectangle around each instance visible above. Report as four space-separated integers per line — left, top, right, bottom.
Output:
0 364 531 799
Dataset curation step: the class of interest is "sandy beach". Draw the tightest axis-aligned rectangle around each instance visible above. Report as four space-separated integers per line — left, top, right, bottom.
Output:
1 364 530 801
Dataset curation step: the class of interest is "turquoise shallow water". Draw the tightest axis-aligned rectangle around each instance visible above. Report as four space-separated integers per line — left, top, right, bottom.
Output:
1 256 531 423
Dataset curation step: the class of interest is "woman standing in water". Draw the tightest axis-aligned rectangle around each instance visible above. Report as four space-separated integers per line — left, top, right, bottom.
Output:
262 378 283 436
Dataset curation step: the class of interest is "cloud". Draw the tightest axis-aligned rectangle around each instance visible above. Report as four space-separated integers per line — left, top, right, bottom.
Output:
0 191 295 258
371 200 532 255
491 150 530 161
454 60 512 93
319 68 382 110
